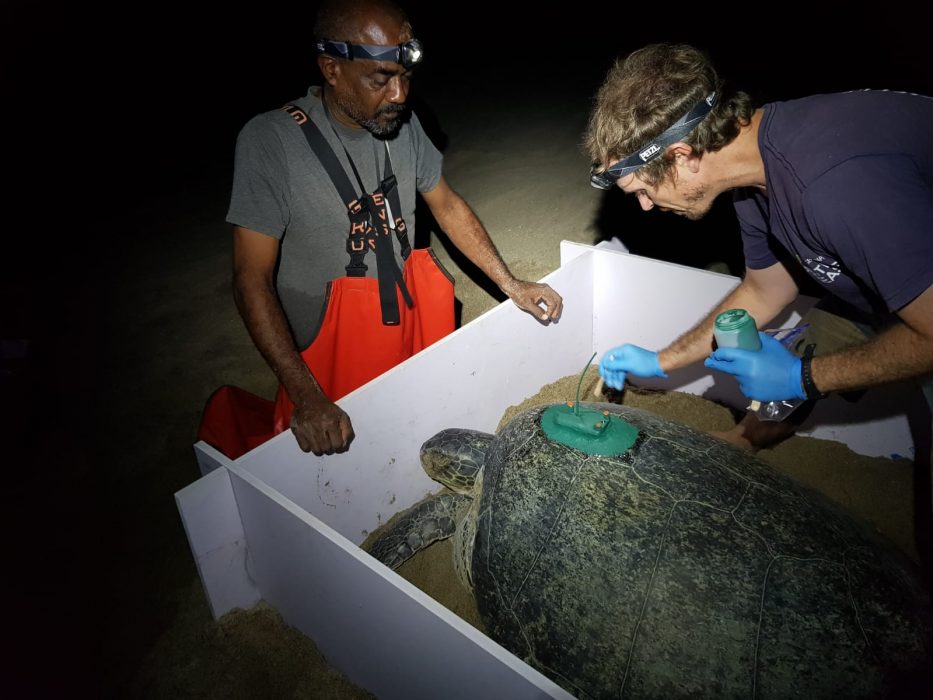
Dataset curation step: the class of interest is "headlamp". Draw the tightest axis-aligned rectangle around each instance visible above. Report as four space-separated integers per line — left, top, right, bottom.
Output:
316 37 424 70
590 91 718 189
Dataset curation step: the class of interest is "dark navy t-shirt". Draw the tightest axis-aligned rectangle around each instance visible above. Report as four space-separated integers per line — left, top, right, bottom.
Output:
734 90 933 316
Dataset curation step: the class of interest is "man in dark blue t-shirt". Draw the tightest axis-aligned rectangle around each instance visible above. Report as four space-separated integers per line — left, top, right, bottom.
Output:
584 43 933 451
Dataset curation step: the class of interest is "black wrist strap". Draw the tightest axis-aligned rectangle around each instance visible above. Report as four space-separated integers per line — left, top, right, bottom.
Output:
801 343 828 400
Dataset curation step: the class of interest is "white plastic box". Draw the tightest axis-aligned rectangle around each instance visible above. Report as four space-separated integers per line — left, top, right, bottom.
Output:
176 243 921 699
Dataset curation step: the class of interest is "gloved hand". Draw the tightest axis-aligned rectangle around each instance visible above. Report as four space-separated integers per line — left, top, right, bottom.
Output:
598 344 667 391
704 331 806 402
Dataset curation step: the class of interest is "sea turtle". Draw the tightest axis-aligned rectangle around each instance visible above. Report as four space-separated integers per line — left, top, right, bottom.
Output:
367 402 933 698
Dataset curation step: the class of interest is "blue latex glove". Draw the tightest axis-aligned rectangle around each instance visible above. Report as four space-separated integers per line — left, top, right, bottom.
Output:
599 344 667 391
704 331 806 402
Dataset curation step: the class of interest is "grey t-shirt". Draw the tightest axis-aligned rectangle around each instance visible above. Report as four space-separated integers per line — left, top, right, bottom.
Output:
227 86 443 349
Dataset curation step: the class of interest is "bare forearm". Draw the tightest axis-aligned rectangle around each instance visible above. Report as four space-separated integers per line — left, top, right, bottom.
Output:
233 274 323 404
811 323 933 394
432 193 517 293
659 275 791 372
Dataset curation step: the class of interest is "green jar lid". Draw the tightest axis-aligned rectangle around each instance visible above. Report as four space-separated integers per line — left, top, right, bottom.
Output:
715 308 754 331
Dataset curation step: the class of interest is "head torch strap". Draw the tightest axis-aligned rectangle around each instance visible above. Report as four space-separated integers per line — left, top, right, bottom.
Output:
316 39 423 68
606 91 718 178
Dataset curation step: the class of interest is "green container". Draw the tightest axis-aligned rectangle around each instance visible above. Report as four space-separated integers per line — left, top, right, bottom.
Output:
714 309 761 351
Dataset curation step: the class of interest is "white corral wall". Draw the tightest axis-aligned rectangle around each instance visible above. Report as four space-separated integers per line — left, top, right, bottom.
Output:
176 243 922 699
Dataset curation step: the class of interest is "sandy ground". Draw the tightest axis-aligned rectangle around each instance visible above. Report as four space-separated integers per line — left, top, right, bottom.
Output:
11 7 930 697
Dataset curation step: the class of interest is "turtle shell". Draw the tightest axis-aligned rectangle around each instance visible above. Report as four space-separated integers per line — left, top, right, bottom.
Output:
471 402 933 698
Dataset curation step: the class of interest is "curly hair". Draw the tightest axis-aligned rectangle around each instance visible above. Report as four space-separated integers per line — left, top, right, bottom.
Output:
583 44 755 187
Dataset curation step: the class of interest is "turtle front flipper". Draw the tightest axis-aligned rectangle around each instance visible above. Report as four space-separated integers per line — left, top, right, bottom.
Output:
366 492 472 570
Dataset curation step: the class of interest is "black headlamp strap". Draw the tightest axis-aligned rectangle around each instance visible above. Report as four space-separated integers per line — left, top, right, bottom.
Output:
315 38 423 70
600 91 718 181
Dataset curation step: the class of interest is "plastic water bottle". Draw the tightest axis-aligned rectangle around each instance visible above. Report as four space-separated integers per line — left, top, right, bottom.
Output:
713 309 805 422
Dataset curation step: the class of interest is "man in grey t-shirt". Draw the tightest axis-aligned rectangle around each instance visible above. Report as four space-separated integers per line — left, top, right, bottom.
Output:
222 0 563 457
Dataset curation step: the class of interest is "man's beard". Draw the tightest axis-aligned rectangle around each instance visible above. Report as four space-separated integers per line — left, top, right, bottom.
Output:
337 96 407 137
682 184 713 220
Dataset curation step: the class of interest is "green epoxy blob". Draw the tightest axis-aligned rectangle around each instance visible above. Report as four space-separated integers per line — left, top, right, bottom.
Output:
541 404 639 456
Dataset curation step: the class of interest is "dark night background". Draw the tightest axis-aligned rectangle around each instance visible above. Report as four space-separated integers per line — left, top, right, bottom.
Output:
95 2 933 218
3 1 931 696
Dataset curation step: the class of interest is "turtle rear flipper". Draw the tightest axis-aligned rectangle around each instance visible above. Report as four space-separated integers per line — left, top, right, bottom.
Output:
366 492 472 570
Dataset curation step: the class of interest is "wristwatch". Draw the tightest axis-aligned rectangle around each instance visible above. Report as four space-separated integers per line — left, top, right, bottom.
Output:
800 344 828 400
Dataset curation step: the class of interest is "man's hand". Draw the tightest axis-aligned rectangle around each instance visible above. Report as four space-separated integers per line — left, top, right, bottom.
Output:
704 332 806 402
598 344 667 390
505 280 563 323
290 396 355 456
